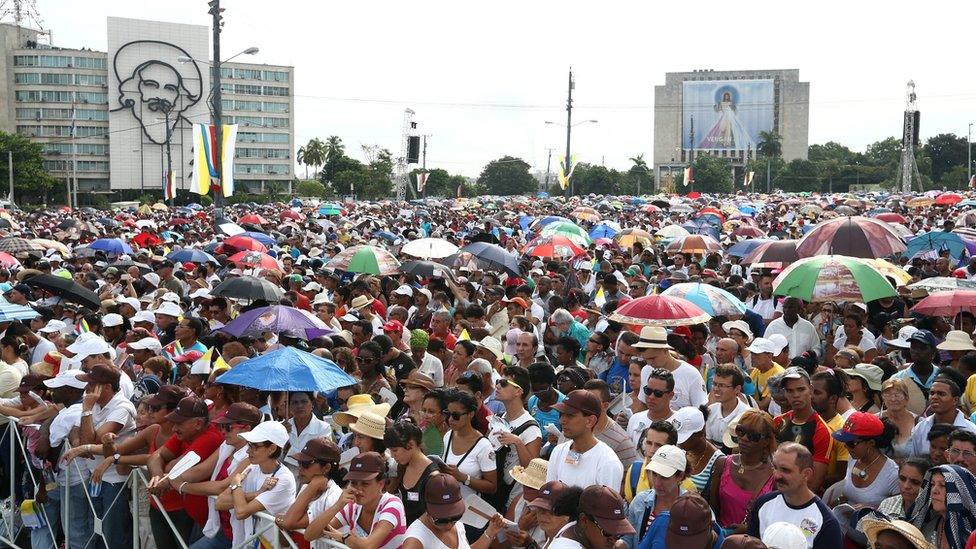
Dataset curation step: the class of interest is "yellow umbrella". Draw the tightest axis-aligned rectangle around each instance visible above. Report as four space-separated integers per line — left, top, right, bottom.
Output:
855 258 911 286
137 204 152 215
32 239 70 255
613 228 654 249
907 197 934 208
152 202 169 211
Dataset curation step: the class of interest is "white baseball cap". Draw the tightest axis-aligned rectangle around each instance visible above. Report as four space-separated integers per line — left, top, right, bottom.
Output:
66 332 100 354
302 282 323 293
132 310 156 325
154 302 183 318
43 369 88 390
747 337 779 355
669 406 706 444
189 288 212 300
117 297 141 311
393 284 414 296
39 319 67 335
762 522 808 549
160 292 181 303
142 273 160 287
645 444 687 478
886 325 919 349
767 334 788 355
128 337 162 353
102 313 124 328
238 421 289 448
69 336 112 362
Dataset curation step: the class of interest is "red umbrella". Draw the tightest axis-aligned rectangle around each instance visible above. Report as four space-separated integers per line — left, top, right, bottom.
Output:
0 252 20 268
609 294 711 327
697 207 726 223
796 216 906 258
910 290 976 317
524 235 585 258
686 192 701 199
132 231 161 248
935 193 963 206
732 225 767 238
874 212 908 224
643 204 660 213
169 218 191 226
222 235 268 253
228 251 280 269
743 240 800 269
281 210 304 221
239 214 269 225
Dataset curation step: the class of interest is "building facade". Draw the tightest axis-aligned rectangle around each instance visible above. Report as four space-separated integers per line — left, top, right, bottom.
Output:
653 68 809 190
0 17 293 203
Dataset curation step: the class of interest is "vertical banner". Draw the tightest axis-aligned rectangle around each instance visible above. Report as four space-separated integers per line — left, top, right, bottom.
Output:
163 169 176 200
416 171 429 193
682 167 694 186
557 155 578 190
744 171 754 187
191 123 215 195
220 124 238 198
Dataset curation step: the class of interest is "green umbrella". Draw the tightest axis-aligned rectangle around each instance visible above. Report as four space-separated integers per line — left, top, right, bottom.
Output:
772 255 896 303
325 245 401 275
540 221 593 246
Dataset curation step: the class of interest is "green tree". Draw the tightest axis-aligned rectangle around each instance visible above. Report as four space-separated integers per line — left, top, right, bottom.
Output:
686 154 733 194
745 156 785 193
757 131 783 158
922 133 968 185
571 164 623 196
477 156 536 196
320 136 346 182
264 180 285 202
864 137 901 167
0 131 57 203
623 154 654 195
808 141 858 165
775 159 820 192
410 168 460 197
297 179 327 197
296 145 308 179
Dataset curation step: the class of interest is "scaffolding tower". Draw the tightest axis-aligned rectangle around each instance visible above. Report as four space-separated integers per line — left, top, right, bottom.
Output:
896 81 922 193
393 109 416 201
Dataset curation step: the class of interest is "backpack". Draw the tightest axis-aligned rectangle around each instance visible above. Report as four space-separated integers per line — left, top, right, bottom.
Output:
490 418 540 511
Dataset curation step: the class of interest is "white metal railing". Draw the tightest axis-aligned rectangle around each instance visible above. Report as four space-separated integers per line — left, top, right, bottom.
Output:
0 414 350 549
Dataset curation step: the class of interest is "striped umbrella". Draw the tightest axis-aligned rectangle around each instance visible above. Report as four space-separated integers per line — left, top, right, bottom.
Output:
609 294 710 327
772 255 897 303
743 240 800 269
656 225 691 240
0 237 43 253
613 228 654 250
540 221 593 246
661 283 746 317
524 235 586 259
796 216 906 259
0 303 39 322
570 207 601 223
666 234 723 254
326 245 401 276
228 251 280 270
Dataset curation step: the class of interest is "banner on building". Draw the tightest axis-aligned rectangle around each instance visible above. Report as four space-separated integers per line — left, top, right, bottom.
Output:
163 169 176 200
744 171 754 187
220 124 238 198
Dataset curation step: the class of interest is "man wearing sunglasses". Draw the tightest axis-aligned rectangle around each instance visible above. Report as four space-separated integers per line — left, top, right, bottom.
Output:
627 368 675 446
634 326 708 411
548 484 635 549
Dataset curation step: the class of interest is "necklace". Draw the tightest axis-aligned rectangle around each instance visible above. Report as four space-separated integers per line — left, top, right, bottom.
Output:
853 453 883 480
734 455 769 474
690 447 712 472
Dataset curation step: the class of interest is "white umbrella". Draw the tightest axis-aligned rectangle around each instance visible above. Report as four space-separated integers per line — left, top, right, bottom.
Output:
656 225 691 239
401 237 459 260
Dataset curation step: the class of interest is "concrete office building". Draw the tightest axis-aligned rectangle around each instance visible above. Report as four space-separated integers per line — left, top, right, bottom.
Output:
653 69 809 190
0 17 293 203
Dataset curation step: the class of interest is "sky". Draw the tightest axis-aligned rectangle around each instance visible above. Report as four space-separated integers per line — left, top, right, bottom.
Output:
26 0 976 179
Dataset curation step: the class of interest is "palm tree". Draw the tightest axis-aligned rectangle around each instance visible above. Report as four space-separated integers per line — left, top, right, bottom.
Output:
264 180 285 201
757 131 783 158
296 145 308 179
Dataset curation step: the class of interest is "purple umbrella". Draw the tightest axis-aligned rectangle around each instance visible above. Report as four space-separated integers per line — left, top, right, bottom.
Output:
215 305 330 340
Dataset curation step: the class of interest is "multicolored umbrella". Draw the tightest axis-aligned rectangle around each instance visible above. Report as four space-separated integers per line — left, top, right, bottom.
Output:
217 305 328 340
319 203 343 216
732 224 767 239
905 231 971 259
609 294 711 327
907 197 934 208
0 237 43 253
589 222 620 240
222 235 269 254
656 225 691 240
855 258 912 286
661 283 746 317
907 277 976 293
239 214 269 225
772 255 897 303
743 240 800 269
540 221 592 246
228 251 280 270
524 235 586 259
570 207 601 222
613 228 654 249
727 239 772 258
795 216 906 258
666 234 723 255
326 245 401 276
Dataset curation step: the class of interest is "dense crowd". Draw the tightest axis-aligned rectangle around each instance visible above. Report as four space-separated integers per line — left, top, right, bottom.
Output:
0 191 973 549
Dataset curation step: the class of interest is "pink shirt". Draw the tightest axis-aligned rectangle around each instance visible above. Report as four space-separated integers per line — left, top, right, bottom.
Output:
336 492 406 549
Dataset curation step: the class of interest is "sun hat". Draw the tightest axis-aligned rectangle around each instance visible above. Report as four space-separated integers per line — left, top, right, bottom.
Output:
400 370 435 391
348 411 387 440
842 363 884 391
510 458 548 490
937 330 976 351
527 480 568 511
666 493 714 549
238 420 289 448
632 326 672 349
670 406 706 444
473 336 504 360
332 395 392 427
646 444 687 478
579 485 635 537
861 519 929 549
761 522 807 549
832 411 885 443
350 295 374 310
722 320 754 342
423 474 466 520
723 415 742 449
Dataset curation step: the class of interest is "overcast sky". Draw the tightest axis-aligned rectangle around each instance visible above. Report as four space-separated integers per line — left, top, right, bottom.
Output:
32 0 976 178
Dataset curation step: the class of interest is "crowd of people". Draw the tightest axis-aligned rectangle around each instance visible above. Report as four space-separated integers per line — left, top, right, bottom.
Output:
0 191 973 549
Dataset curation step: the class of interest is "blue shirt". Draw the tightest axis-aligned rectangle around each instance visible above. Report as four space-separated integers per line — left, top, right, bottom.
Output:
527 391 566 432
600 358 631 396
891 364 941 389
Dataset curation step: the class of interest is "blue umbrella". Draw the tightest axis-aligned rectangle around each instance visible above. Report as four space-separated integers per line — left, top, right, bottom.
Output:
167 249 220 265
0 303 39 322
534 216 571 229
519 215 535 232
728 239 772 258
290 198 303 207
589 223 619 240
95 217 119 228
241 231 276 248
160 231 183 241
186 203 203 210
681 222 720 241
694 213 723 226
216 347 355 392
460 242 520 278
906 231 970 259
738 205 757 216
374 231 400 243
88 238 133 255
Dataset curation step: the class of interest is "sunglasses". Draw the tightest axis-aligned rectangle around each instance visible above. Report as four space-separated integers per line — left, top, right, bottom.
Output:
731 428 765 443
843 439 867 448
496 378 522 391
445 411 470 421
247 441 271 449
643 387 670 398
433 515 464 525
585 514 618 539
298 460 324 469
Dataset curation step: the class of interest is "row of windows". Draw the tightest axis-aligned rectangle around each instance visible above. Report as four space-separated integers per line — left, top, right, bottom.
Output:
17 125 107 138
14 55 106 69
42 160 110 172
225 115 289 128
16 108 108 121
234 163 290 175
219 68 289 82
44 143 109 155
238 132 289 144
220 100 289 113
15 90 108 104
14 73 107 86
236 147 290 159
221 84 290 97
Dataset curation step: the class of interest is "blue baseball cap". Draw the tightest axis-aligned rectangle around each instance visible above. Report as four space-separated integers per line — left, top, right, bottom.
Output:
908 329 937 347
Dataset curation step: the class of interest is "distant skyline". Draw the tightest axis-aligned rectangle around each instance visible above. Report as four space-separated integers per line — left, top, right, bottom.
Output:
18 0 976 178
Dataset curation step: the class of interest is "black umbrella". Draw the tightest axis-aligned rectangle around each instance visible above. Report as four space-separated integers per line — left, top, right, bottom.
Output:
0 218 13 229
57 219 77 230
459 242 521 278
23 273 100 310
468 232 499 245
211 275 283 302
112 259 152 274
400 260 456 281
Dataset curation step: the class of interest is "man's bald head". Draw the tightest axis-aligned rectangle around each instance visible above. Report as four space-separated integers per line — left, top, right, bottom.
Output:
715 337 739 363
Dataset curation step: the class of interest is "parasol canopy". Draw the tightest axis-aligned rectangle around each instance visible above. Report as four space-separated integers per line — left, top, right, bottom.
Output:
795 216 906 259
216 347 356 392
772 255 897 303
661 283 746 317
609 294 711 327
326 245 401 276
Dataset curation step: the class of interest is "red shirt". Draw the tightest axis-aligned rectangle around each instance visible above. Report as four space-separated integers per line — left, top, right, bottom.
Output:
431 331 457 351
293 292 312 312
773 410 833 465
163 424 225 524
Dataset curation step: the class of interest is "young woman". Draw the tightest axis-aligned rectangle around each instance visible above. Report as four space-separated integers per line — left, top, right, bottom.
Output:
623 421 677 503
421 389 449 457
403 474 505 549
306 452 407 549
707 409 776 535
626 358 648 416
386 420 438 524
442 389 497 541
878 458 930 520
284 391 333 476
845 367 881 413
444 341 476 387
879 378 918 458
830 412 898 509
626 444 689 547
0 334 28 397
678 406 723 494
276 436 346 547
907 464 976 549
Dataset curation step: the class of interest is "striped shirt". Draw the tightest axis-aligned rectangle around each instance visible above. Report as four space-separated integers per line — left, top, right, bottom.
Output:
595 417 639 466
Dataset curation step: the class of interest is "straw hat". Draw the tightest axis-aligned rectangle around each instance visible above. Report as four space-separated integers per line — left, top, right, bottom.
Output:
350 295 374 310
861 519 930 549
510 458 549 490
723 415 742 449
937 330 976 352
349 411 387 440
332 394 391 427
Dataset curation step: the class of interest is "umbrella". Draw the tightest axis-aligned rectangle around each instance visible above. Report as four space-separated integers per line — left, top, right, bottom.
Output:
911 290 976 317
589 222 620 240
458 242 520 278
239 214 269 225
167 249 220 265
728 239 772 258
732 225 767 239
540 221 593 246
112 258 152 274
228 251 280 270
0 303 39 322
907 277 976 292
401 238 459 260
88 238 133 256
468 232 500 245
0 252 20 268
855 258 912 286
31 239 70 255
218 222 246 236
57 219 77 230
666 234 723 255
374 231 401 243
907 197 934 208
280 210 304 221
874 212 908 224
935 193 963 206
216 347 356 392
216 305 329 340
570 207 601 222
240 231 276 248
614 228 654 249
661 283 746 317
400 260 456 280
656 225 691 240
772 255 897 303
211 275 284 302
159 231 183 241
796 216 906 259
524 235 586 259
905 231 970 259
222 235 269 254
151 203 169 211
0 237 42 253
22 273 100 309
798 204 823 216
532 216 572 230
132 232 162 248
326 245 401 276
609 294 711 327
319 203 342 216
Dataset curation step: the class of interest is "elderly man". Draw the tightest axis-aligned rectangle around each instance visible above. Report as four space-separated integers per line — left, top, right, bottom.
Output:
429 309 457 350
712 337 757 397
409 329 444 387
513 331 545 368
549 308 590 362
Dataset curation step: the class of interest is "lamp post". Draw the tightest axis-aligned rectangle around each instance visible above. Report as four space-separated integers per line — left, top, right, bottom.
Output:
968 122 973 187
544 118 597 197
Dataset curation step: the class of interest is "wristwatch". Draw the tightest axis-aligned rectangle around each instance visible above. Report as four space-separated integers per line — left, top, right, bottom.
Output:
229 484 241 492
463 475 471 486
113 454 121 465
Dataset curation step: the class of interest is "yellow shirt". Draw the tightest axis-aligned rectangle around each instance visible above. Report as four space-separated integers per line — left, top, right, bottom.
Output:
824 413 849 479
751 363 785 400
964 374 976 412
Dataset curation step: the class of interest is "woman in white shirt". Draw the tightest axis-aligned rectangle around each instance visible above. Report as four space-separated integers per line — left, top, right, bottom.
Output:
442 388 498 542
283 391 332 476
276 436 345 548
403 474 504 549
0 335 27 397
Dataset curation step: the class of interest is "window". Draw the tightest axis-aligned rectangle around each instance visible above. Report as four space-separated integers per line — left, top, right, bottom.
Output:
75 109 108 121
262 70 288 82
266 117 288 128
234 84 263 95
14 73 40 84
236 148 290 159
38 55 72 68
76 160 109 172
44 143 74 154
41 91 73 102
15 91 41 102
75 126 107 137
14 55 37 67
220 67 233 79
41 73 73 85
16 108 40 119
77 179 110 192
262 102 288 113
238 132 289 144
234 68 262 80
75 92 107 104
75 74 106 86
76 143 108 155
263 86 288 96
74 57 106 70
43 160 70 171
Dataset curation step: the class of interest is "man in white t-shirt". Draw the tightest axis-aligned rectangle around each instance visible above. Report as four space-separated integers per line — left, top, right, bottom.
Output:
546 389 624 489
634 326 707 409
626 368 677 446
705 364 751 448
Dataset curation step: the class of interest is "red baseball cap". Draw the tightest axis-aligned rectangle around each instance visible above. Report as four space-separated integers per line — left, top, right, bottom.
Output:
832 411 884 443
382 319 404 333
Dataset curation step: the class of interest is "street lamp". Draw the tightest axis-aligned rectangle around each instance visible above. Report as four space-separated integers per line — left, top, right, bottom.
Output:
968 122 973 187
177 47 259 66
545 119 599 127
